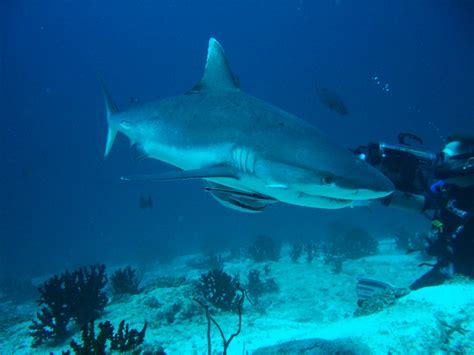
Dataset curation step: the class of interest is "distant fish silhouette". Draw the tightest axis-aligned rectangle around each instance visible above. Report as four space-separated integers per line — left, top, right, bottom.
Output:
317 87 349 116
139 196 153 210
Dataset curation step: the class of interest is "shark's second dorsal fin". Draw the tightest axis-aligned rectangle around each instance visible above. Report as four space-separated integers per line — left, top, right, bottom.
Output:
191 38 239 92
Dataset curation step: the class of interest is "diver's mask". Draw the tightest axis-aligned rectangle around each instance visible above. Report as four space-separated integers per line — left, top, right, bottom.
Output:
435 137 474 187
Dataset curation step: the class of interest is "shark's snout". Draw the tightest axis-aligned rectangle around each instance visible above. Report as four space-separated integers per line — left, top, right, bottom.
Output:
335 165 395 200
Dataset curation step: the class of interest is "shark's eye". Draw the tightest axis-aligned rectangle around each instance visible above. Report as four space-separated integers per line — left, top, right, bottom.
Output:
120 120 131 129
321 176 334 185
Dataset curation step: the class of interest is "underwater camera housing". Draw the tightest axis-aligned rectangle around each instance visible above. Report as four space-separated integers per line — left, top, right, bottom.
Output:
353 133 437 195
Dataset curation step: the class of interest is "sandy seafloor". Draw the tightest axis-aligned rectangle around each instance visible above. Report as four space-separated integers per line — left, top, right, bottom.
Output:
1 239 474 354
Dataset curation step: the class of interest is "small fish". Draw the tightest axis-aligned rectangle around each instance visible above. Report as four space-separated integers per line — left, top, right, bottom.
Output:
139 196 153 210
317 87 349 116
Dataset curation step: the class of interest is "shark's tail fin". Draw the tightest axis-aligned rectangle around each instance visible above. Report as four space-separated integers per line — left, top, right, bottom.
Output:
101 80 118 157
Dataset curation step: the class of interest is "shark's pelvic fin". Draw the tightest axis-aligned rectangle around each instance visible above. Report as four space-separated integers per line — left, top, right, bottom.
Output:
191 38 239 92
101 80 118 157
205 182 277 213
121 166 238 182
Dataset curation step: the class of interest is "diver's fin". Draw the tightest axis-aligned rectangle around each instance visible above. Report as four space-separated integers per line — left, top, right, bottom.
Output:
190 38 239 92
121 166 237 182
356 277 394 302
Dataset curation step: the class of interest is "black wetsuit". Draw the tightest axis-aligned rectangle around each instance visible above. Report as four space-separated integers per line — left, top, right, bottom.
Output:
410 184 474 290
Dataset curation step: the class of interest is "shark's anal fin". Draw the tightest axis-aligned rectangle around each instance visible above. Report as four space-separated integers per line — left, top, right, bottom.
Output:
121 166 237 182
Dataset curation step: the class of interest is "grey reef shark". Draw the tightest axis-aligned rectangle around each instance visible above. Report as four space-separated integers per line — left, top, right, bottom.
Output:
103 38 394 213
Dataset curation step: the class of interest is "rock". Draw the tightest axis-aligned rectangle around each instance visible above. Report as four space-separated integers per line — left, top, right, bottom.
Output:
253 337 371 354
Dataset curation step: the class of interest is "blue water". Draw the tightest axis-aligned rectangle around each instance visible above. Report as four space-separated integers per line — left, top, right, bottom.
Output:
1 0 473 279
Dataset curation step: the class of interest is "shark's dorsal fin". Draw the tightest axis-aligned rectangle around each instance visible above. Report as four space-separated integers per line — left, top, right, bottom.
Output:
191 38 239 92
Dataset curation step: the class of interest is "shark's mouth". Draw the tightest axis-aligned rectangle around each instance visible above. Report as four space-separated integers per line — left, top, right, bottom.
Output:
297 191 354 209
316 195 353 206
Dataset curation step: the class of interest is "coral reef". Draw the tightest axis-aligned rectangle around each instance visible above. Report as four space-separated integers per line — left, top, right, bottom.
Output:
142 295 163 309
29 264 108 347
325 225 379 260
253 337 371 354
354 288 409 317
394 227 428 253
186 252 224 270
110 266 141 295
246 269 279 304
160 302 182 324
142 275 187 292
304 242 319 263
195 269 240 312
248 236 281 262
290 243 303 263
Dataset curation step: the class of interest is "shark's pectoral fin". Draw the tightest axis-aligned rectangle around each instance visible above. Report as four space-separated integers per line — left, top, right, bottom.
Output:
105 126 118 158
265 183 289 189
204 182 277 213
121 166 237 182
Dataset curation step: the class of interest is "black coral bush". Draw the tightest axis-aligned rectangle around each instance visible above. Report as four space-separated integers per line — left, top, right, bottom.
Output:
195 269 240 312
110 266 141 295
68 319 147 354
248 236 281 262
29 264 108 347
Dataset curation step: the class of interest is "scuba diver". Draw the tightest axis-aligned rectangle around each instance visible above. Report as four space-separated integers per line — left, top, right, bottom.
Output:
353 133 474 295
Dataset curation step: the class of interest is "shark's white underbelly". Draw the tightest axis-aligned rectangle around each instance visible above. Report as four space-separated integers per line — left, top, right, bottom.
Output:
143 140 354 209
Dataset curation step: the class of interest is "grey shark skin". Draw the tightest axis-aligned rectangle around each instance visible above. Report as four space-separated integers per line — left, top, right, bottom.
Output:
104 38 394 211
